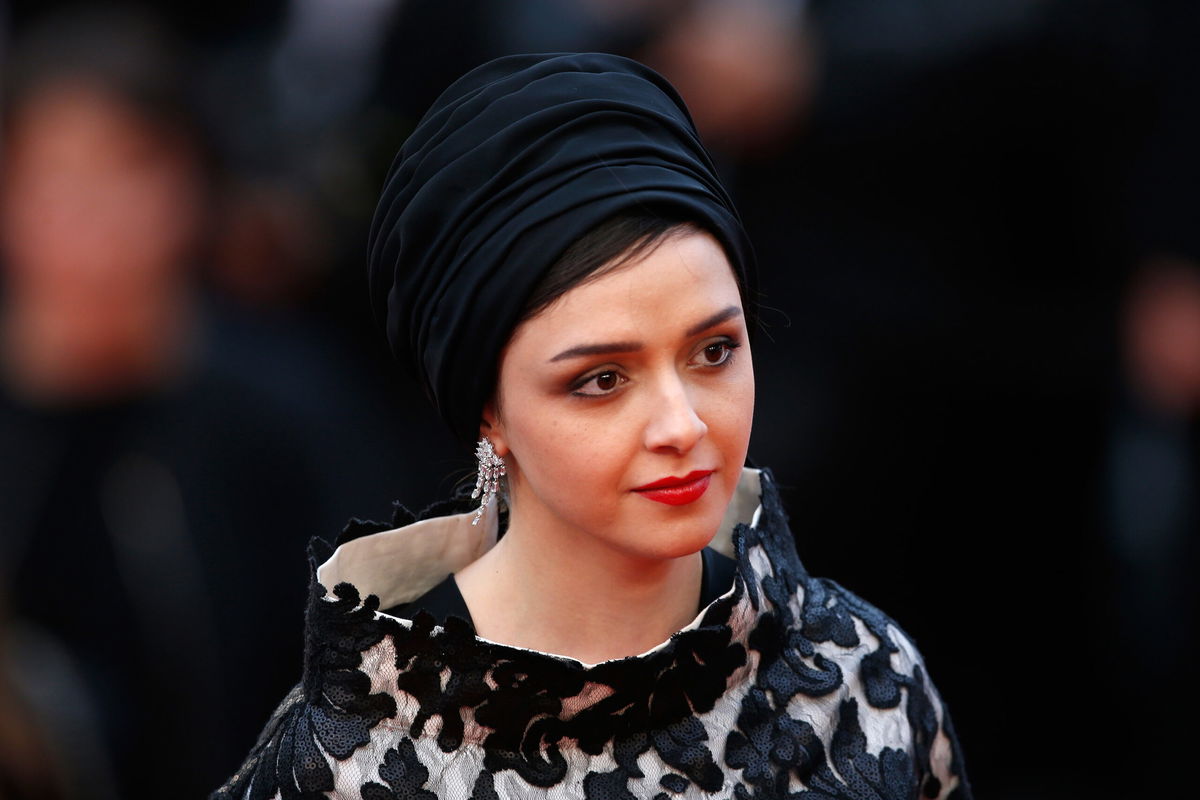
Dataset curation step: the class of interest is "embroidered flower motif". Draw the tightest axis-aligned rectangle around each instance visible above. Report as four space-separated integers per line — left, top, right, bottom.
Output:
470 615 745 788
795 699 916 800
393 612 493 752
725 687 824 798
301 580 400 756
649 716 724 792
468 770 500 800
750 612 844 706
659 773 690 793
799 578 861 649
361 739 438 800
648 620 747 722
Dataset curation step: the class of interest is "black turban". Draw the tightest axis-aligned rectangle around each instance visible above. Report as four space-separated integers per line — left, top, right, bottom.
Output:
367 52 756 445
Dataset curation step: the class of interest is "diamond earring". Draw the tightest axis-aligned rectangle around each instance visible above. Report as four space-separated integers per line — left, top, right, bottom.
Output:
471 437 506 525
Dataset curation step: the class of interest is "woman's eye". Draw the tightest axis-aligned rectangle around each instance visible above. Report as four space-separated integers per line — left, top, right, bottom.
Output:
695 340 738 366
572 370 625 396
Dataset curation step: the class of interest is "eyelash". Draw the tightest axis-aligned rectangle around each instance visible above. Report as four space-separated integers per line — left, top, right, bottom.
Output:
569 337 742 398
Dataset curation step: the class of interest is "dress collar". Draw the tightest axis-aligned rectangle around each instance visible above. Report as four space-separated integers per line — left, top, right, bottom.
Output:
294 468 786 761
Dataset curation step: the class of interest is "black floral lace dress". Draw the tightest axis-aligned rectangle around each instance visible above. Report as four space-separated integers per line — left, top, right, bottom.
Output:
213 468 971 800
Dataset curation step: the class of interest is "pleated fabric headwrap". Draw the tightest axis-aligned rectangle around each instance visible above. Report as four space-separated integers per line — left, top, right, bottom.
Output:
367 52 756 445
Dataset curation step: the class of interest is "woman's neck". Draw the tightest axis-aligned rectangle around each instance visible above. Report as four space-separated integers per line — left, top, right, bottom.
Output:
455 509 704 664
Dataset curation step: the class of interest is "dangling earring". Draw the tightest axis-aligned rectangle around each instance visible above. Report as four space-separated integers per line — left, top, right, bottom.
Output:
471 437 506 526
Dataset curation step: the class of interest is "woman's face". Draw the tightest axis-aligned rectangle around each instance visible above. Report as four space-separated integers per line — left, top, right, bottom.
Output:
484 229 754 561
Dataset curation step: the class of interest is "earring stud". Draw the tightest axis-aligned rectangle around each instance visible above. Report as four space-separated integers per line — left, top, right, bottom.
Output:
471 437 506 525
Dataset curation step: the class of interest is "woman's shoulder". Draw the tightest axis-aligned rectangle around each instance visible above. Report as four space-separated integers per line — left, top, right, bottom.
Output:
750 469 930 658
752 474 951 705
740 469 972 798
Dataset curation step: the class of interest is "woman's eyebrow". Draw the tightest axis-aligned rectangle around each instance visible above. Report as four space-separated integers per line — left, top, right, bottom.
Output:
548 306 743 363
550 341 641 362
685 305 741 336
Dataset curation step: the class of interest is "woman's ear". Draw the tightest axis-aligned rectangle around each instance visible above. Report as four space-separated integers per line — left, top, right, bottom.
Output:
479 400 509 457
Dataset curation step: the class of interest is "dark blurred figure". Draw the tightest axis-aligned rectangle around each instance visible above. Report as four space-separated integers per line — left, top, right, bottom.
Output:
1100 0 1200 786
183 0 463 525
0 9 323 798
1106 259 1200 787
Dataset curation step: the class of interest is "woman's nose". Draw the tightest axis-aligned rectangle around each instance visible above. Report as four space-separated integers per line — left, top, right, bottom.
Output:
643 375 708 453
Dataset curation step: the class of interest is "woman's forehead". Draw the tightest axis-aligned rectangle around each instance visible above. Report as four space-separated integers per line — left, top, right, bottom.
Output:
510 231 744 353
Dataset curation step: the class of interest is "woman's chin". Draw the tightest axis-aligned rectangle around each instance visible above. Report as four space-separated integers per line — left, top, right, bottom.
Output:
619 499 729 560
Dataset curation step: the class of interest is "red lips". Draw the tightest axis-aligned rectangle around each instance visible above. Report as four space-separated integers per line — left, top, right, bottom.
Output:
632 470 714 506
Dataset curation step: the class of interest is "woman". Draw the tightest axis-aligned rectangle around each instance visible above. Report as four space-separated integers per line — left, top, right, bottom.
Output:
213 53 970 800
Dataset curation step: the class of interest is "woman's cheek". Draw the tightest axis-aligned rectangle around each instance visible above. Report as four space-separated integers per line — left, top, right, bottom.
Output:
525 413 615 494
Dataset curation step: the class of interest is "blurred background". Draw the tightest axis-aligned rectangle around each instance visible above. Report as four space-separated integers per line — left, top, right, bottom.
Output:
0 1 1196 798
